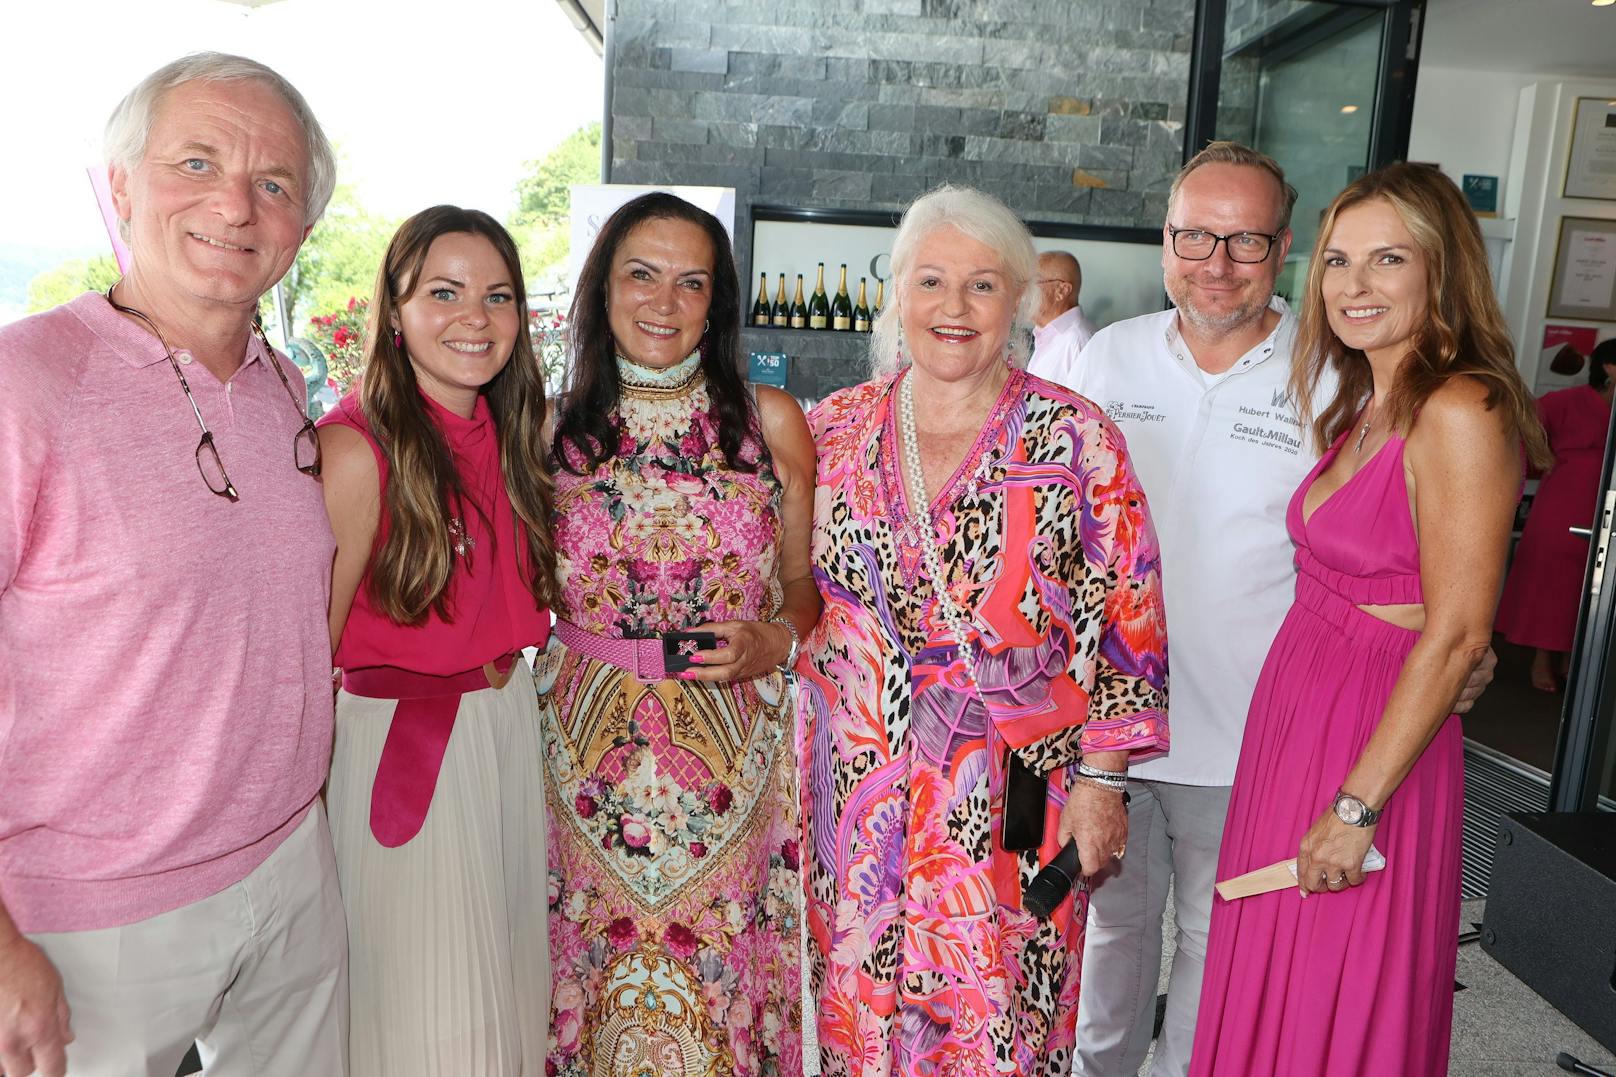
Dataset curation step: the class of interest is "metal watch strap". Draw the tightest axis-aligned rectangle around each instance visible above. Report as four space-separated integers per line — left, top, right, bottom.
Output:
1333 788 1382 827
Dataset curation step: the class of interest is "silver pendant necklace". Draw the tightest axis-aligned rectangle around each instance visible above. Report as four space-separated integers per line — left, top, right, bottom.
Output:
1354 398 1377 454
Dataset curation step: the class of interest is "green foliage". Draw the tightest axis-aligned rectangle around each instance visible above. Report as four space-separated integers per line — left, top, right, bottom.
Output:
26 254 121 313
281 179 398 330
510 122 601 289
305 296 370 394
514 122 601 228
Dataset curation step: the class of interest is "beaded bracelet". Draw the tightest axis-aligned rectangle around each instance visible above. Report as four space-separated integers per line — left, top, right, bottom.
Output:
1073 775 1130 799
1077 760 1128 786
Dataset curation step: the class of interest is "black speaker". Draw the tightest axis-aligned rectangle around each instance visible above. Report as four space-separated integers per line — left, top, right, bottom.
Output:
1482 811 1616 1053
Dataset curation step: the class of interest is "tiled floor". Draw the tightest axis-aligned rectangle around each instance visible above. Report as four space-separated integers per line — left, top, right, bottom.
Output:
1452 899 1615 1076
1141 891 1616 1076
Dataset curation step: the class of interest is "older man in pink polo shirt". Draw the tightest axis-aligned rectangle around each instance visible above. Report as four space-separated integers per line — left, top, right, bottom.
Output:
0 54 346 1076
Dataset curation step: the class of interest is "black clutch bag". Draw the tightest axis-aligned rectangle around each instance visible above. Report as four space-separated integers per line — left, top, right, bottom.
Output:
1002 749 1048 852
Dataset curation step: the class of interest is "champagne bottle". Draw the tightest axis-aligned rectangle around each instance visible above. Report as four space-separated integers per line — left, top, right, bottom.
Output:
789 274 808 329
853 277 872 333
751 271 771 327
872 278 885 320
771 273 789 327
831 263 853 331
808 262 830 330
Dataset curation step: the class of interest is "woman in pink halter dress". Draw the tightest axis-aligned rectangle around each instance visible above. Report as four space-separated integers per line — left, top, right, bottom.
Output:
1190 165 1550 1075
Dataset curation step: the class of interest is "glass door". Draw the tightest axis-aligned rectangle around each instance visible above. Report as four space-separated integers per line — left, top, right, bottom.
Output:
1186 1 1424 294
1218 4 1386 297
1553 409 1616 812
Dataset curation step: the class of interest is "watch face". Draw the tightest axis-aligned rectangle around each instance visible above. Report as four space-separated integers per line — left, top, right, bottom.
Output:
1335 796 1365 825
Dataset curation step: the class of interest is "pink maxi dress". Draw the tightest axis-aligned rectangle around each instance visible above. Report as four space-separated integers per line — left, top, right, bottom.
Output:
1496 384 1611 651
1189 432 1464 1076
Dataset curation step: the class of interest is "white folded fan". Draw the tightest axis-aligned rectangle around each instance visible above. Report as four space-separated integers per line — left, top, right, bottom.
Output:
1215 846 1386 900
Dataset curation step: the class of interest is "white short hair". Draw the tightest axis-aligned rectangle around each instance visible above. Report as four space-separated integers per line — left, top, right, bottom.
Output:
104 52 337 228
870 184 1038 377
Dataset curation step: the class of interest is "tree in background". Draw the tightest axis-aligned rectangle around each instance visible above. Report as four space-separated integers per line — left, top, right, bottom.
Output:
282 178 397 329
509 122 600 297
26 254 121 312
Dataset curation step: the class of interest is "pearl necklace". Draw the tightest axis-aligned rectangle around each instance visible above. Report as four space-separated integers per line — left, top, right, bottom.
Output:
898 373 983 695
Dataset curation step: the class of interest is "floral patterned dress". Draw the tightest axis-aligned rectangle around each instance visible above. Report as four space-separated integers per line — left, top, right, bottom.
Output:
537 353 802 1077
799 368 1169 1076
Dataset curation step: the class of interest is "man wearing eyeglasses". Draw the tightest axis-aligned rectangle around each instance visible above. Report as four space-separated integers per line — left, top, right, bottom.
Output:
1026 250 1099 384
0 55 346 1077
1063 143 1301 1077
1065 142 1492 1076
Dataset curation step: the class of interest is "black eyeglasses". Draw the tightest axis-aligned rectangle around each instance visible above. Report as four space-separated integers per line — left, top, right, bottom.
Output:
1167 226 1283 264
106 285 321 501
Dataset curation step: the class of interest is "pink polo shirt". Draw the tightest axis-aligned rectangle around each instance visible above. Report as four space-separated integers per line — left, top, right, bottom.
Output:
0 292 336 933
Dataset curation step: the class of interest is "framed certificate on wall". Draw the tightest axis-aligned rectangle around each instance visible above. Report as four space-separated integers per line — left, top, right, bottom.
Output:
1564 97 1616 202
1548 216 1616 323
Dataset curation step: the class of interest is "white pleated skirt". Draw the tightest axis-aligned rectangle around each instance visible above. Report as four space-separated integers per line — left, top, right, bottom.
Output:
328 658 549 1077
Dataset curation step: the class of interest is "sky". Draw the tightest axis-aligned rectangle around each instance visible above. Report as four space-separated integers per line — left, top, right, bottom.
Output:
1 0 603 257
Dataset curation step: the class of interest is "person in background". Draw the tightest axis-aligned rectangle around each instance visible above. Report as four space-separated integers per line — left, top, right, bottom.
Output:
1026 249 1099 385
539 191 818 1077
1190 162 1548 1076
801 184 1168 1075
1068 142 1493 1077
0 53 345 1076
1496 337 1616 691
319 206 557 1075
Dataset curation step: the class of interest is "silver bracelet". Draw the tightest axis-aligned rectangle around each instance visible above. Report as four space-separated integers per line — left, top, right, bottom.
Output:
1073 775 1127 797
1077 760 1128 785
768 615 800 672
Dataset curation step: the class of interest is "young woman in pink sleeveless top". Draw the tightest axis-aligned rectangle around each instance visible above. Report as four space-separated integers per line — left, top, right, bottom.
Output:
1190 166 1550 1075
317 207 559 1075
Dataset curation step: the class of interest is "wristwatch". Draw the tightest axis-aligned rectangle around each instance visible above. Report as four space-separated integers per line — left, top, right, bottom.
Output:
1332 788 1382 827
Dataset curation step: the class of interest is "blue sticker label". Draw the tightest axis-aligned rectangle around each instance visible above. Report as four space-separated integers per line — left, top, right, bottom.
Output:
1462 174 1499 214
749 351 789 388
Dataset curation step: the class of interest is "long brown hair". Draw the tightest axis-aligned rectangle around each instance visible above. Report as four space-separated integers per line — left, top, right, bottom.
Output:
359 205 559 623
1291 163 1549 469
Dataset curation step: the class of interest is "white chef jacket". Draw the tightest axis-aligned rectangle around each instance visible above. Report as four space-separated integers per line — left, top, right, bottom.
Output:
1068 297 1325 786
1027 305 1099 387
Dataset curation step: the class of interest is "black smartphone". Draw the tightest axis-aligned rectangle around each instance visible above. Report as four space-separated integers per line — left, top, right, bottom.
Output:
662 631 720 673
1002 750 1048 852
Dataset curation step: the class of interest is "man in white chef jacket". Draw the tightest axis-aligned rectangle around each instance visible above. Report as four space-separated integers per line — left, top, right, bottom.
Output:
1068 140 1490 1076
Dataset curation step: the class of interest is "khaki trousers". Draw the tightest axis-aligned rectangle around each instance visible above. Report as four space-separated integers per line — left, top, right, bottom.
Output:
31 804 348 1077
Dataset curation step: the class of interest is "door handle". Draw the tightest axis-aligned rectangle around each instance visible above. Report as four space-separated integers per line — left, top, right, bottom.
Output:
1589 492 1616 598
1571 526 1593 539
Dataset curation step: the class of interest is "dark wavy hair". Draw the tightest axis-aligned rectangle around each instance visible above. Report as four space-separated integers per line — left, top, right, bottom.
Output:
358 205 559 622
1591 338 1616 390
553 192 757 474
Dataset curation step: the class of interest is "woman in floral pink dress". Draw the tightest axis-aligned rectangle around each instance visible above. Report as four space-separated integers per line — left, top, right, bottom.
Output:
536 193 818 1077
800 186 1169 1076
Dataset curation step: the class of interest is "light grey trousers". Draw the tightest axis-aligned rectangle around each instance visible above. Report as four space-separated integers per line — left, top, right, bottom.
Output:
1074 780 1232 1077
32 805 348 1077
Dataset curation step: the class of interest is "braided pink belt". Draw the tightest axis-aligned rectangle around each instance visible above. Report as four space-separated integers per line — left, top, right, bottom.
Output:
554 619 669 682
